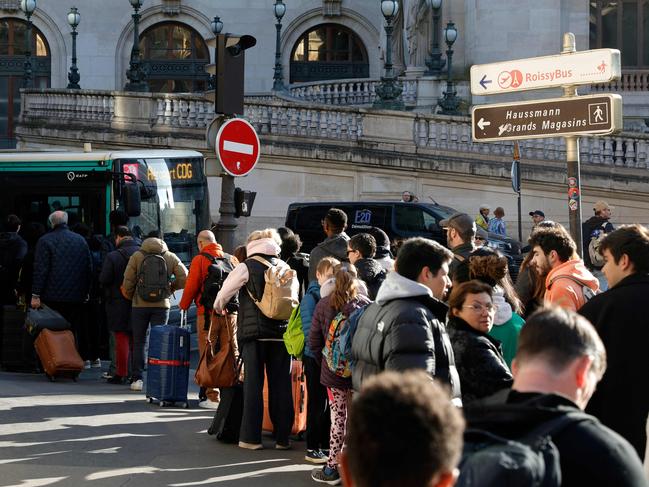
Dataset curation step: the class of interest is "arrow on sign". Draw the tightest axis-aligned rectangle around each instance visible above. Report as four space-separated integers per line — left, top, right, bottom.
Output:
479 75 492 90
477 118 491 130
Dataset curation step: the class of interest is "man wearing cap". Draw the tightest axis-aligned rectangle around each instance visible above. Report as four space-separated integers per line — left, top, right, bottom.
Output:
475 205 490 230
440 213 476 281
582 201 615 291
529 210 545 227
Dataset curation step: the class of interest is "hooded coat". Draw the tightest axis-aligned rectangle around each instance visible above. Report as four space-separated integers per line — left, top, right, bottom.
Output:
299 280 321 359
582 216 614 270
350 271 462 404
307 232 349 283
544 259 599 312
488 288 525 368
121 237 188 308
354 257 386 300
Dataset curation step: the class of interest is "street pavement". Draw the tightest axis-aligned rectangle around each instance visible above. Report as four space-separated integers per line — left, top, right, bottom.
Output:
0 366 316 487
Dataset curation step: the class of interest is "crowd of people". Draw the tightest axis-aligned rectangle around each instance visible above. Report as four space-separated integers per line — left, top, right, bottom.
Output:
1 202 648 486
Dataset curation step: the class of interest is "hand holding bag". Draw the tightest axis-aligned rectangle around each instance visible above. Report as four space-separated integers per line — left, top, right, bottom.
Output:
194 313 237 389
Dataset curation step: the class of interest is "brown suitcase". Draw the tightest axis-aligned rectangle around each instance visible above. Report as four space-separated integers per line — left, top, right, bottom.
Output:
34 329 84 381
262 359 308 436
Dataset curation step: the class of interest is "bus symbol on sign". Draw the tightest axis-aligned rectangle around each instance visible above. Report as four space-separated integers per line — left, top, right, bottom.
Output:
355 209 372 225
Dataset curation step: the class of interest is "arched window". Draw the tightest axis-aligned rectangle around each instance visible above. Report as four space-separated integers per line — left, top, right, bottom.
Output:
0 18 50 149
290 24 369 83
590 1 649 67
139 22 209 93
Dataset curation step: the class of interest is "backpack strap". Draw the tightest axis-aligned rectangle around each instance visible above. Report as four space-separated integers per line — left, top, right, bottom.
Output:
248 255 272 268
548 274 586 289
244 256 272 303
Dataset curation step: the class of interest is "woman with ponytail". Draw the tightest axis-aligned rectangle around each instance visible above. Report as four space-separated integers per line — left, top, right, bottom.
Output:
308 264 371 484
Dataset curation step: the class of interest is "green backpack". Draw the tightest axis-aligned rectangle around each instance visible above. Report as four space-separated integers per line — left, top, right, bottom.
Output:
283 305 304 358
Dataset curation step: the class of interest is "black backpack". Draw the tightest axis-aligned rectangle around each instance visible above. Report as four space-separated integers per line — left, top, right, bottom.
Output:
136 251 170 302
199 252 237 314
457 408 593 487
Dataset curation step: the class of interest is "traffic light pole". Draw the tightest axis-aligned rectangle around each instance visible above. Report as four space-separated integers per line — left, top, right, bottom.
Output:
214 173 237 253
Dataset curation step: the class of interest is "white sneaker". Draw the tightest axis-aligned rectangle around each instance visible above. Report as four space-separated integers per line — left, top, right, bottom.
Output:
130 379 143 391
91 358 102 368
198 399 220 410
84 360 91 369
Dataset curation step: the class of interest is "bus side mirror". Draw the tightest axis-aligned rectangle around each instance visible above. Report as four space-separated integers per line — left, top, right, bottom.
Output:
124 182 141 217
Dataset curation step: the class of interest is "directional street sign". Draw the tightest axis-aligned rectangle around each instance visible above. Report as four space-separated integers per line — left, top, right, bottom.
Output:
470 49 620 95
471 94 622 142
215 118 260 177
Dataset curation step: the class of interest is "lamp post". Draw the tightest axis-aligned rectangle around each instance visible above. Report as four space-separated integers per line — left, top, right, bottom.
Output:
20 0 36 89
66 7 81 89
272 0 286 91
437 21 460 115
374 0 404 110
208 16 223 90
424 0 445 75
124 0 148 92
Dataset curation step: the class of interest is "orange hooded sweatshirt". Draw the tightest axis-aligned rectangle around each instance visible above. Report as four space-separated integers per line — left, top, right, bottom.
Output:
544 259 600 312
179 242 229 316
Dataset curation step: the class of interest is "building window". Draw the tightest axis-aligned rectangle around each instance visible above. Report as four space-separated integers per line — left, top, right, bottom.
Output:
139 22 209 93
290 24 369 82
590 0 649 67
0 18 50 149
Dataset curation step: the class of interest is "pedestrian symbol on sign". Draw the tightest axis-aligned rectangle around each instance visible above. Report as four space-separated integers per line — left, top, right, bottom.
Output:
588 102 609 125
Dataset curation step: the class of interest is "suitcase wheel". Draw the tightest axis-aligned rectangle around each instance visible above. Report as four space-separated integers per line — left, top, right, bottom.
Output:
146 397 153 404
181 402 189 409
160 401 169 407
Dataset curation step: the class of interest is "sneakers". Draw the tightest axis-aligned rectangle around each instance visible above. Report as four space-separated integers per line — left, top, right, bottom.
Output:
305 450 328 464
101 372 113 380
84 360 91 369
198 399 220 410
275 443 291 450
311 466 341 485
91 358 102 368
238 441 263 450
130 379 143 391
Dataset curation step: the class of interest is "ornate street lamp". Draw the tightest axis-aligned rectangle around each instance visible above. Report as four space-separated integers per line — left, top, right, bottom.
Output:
66 7 81 89
124 0 148 92
272 0 286 91
374 0 404 110
424 0 445 75
437 21 460 115
20 0 36 89
208 16 223 90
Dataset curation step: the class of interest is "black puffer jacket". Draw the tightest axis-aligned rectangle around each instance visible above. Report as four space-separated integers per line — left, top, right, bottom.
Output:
447 316 513 405
354 258 386 300
582 216 614 269
351 271 462 403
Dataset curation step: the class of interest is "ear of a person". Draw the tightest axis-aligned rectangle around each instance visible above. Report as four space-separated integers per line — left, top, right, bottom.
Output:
574 355 593 389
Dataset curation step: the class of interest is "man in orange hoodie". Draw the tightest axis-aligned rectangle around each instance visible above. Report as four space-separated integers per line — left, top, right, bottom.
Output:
528 227 599 312
179 230 238 409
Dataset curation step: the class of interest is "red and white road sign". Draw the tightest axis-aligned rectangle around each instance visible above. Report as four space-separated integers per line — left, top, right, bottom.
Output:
215 118 260 177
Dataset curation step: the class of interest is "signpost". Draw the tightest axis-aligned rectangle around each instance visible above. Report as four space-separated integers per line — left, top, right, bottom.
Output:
470 48 620 95
511 142 522 242
472 94 622 142
469 33 622 255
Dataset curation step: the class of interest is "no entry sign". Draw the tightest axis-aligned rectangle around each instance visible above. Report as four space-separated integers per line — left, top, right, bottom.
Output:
215 118 260 177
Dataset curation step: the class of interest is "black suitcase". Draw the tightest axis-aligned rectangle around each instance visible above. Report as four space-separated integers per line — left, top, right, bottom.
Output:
25 305 71 337
1 305 38 372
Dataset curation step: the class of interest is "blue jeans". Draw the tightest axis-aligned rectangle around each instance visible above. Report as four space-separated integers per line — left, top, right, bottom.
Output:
131 307 169 380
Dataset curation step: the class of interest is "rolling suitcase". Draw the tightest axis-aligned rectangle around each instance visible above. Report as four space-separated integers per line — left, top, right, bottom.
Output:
146 312 190 408
25 305 71 337
34 328 84 381
262 359 307 437
208 357 244 443
1 305 38 372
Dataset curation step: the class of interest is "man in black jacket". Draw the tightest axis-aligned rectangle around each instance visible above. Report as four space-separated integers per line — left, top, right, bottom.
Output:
347 233 386 300
463 308 647 487
582 200 615 290
579 224 649 460
308 208 349 283
351 237 462 405
440 213 476 282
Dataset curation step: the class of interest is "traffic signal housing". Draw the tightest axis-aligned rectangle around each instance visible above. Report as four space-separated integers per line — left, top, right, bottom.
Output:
209 34 256 116
234 187 256 218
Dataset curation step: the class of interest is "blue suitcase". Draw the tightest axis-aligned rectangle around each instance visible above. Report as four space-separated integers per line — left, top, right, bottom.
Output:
146 315 190 408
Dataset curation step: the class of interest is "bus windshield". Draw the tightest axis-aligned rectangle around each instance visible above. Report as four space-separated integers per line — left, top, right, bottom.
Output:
119 156 207 265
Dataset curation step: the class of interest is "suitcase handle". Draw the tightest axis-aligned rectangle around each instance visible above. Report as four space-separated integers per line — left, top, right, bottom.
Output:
179 309 189 330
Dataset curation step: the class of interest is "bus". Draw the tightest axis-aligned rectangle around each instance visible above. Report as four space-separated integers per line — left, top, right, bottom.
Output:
0 149 210 325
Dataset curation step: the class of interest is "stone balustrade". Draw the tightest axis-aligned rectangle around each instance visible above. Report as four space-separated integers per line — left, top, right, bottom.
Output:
287 77 418 106
591 69 649 92
18 89 649 169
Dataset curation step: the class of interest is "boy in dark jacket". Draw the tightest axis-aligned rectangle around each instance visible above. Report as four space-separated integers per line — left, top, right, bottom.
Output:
347 233 386 300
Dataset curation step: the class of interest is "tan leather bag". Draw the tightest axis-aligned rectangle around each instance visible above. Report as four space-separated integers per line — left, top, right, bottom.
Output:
194 314 236 389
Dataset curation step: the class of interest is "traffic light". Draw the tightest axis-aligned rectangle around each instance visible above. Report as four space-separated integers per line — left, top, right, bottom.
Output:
214 34 257 116
234 187 256 218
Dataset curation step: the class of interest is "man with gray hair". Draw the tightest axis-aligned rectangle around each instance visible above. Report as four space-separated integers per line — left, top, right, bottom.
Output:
31 211 92 361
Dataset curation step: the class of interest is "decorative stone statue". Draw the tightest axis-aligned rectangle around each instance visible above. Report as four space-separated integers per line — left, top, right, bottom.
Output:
404 0 431 68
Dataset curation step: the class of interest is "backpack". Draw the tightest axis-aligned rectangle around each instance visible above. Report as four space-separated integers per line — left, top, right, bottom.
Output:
199 252 235 314
548 275 598 303
136 251 171 302
246 256 299 320
338 306 366 366
283 305 304 357
457 409 592 487
323 311 352 378
588 223 608 267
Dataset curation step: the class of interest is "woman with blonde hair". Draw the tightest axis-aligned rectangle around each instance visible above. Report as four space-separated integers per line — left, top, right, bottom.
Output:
213 228 295 451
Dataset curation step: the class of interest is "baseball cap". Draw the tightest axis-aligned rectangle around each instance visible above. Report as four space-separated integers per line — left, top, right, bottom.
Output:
593 201 613 212
529 210 545 217
440 213 476 237
479 204 490 211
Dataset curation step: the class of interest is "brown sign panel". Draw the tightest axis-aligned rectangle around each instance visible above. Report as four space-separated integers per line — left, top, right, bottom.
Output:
471 94 622 142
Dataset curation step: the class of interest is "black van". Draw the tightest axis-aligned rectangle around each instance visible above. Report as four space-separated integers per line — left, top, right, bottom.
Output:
285 201 521 256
